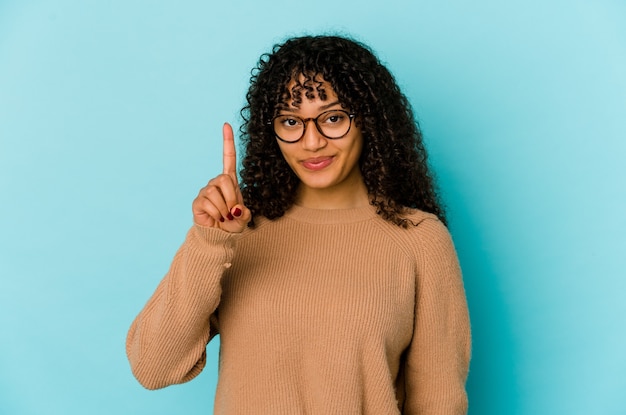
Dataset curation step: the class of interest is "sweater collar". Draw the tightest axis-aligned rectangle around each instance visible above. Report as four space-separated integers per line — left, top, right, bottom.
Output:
283 203 379 225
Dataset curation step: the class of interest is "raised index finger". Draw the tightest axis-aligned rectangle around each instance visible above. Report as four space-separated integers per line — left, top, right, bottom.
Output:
222 122 237 179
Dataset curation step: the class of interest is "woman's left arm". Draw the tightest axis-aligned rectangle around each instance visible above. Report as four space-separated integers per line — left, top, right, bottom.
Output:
402 218 471 415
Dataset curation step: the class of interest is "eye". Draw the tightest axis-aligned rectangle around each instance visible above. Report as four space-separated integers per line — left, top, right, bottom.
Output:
320 111 346 125
275 115 303 129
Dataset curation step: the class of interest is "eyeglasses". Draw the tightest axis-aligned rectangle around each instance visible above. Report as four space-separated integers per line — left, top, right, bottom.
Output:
271 109 356 143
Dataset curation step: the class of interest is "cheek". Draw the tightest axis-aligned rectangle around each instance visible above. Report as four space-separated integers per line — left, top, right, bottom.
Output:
348 134 364 163
276 143 298 168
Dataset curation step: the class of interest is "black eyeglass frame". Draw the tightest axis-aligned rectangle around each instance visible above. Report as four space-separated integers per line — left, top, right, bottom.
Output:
269 110 357 143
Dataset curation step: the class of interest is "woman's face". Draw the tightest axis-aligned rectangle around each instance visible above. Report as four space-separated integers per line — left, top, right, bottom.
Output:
274 80 366 204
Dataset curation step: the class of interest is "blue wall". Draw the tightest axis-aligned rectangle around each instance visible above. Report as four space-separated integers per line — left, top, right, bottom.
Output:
1 1 625 414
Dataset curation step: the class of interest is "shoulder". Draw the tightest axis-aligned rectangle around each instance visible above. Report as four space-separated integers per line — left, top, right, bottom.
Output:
373 208 451 244
401 208 441 227
403 210 462 289
372 208 458 268
403 209 453 248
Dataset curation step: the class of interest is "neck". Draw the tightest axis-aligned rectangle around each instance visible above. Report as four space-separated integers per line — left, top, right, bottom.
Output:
295 176 369 210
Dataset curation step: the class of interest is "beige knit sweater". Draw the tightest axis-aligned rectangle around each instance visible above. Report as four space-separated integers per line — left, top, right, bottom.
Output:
127 204 471 414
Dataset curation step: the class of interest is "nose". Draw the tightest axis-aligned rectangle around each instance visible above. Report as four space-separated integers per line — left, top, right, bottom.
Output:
301 119 327 151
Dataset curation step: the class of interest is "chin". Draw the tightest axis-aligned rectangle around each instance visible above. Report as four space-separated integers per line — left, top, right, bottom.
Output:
299 178 337 190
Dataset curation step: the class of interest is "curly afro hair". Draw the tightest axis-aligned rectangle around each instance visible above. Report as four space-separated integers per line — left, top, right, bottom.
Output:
240 35 447 227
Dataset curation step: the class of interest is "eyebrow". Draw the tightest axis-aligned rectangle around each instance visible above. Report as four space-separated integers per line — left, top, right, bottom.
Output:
280 100 342 114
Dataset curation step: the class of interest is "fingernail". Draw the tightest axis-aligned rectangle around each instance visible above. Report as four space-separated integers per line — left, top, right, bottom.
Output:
219 217 225 222
233 208 242 217
227 213 234 221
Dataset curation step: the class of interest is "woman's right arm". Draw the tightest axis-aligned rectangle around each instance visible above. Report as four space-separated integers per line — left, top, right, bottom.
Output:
126 225 237 389
126 123 251 389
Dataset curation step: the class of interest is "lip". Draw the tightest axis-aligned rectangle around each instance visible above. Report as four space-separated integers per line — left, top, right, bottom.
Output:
301 156 334 171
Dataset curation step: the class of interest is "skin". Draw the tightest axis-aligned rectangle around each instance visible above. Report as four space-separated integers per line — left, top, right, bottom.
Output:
192 82 368 233
276 82 369 210
192 123 251 232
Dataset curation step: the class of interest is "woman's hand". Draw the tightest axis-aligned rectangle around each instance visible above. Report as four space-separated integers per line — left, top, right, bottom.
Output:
192 123 251 232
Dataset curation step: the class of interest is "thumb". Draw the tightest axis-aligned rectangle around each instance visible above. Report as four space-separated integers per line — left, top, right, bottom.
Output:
230 204 251 225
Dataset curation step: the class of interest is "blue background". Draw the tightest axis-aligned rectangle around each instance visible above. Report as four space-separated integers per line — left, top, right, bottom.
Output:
1 1 625 414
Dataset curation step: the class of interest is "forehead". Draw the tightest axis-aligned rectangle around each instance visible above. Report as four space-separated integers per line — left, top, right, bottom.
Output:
280 73 339 109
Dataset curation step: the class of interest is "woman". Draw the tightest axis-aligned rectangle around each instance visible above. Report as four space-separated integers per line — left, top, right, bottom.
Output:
127 35 471 414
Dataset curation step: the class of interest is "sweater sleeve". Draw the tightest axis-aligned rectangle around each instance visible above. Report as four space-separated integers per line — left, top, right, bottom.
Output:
126 225 238 390
403 218 471 415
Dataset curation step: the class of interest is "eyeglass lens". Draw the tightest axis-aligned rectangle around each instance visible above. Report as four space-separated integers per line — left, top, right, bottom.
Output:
273 110 352 142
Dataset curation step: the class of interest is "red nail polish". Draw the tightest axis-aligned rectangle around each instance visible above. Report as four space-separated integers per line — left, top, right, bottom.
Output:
219 217 225 222
227 213 234 221
233 208 242 217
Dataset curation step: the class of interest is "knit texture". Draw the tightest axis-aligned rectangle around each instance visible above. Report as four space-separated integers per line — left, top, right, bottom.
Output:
127 204 471 414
